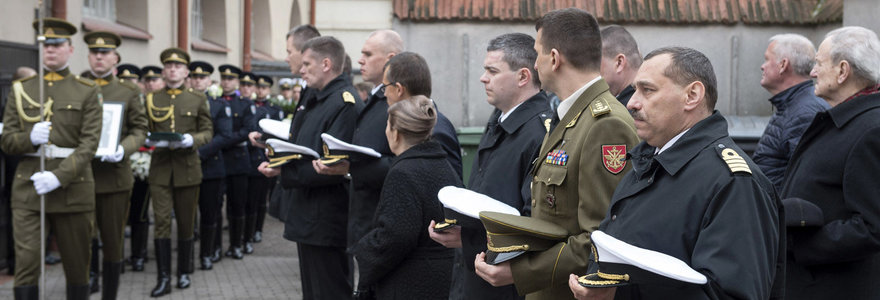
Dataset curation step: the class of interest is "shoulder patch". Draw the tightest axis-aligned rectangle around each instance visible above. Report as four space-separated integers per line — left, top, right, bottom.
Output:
342 91 356 104
590 98 611 118
716 145 752 175
76 76 96 87
14 74 37 83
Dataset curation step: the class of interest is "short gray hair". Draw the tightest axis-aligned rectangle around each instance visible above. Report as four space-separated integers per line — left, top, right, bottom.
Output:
601 25 642 70
368 30 404 55
487 33 540 86
769 34 815 77
825 26 880 84
286 25 321 51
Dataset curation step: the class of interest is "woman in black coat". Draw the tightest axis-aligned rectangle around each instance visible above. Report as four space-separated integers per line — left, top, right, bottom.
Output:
353 95 460 299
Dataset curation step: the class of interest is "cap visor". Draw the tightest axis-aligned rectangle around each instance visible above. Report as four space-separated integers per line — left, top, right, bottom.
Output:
486 250 525 265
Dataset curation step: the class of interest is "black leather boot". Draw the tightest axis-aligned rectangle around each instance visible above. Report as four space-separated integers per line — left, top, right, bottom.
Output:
254 203 266 243
89 239 100 294
13 285 37 300
150 239 172 297
102 261 123 300
243 214 257 254
224 217 244 259
199 225 216 270
177 238 194 289
130 224 149 271
211 216 223 263
67 284 91 300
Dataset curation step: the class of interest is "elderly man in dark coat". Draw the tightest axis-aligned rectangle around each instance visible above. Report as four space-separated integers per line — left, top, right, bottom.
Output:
782 26 880 300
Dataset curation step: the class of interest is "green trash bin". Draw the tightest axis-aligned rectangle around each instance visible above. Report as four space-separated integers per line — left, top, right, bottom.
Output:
456 126 485 186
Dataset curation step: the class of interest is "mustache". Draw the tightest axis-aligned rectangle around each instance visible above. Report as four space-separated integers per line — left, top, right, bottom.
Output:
629 109 644 121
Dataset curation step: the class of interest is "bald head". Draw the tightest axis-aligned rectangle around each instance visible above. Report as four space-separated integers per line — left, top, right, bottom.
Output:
359 29 405 85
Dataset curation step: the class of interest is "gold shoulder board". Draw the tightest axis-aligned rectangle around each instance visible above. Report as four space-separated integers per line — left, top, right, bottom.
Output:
590 98 611 118
342 91 356 104
76 76 96 87
720 148 751 174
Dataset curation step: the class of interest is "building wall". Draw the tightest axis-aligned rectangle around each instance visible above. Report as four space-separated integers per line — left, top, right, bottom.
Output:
394 20 840 128
844 0 880 35
315 0 393 73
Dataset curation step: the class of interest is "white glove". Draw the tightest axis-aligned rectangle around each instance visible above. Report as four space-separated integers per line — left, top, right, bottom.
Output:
101 145 125 163
171 134 194 149
144 138 169 148
30 121 51 145
30 171 61 195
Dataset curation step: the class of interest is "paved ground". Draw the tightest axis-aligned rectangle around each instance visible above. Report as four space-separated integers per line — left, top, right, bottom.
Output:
0 215 305 299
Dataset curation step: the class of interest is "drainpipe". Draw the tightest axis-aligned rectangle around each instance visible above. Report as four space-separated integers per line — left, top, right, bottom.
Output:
243 0 252 71
309 0 315 25
178 0 188 50
51 0 65 18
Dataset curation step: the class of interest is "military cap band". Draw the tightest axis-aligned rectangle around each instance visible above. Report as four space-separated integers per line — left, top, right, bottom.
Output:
160 48 190 65
33 18 77 45
188 61 214 76
84 31 121 49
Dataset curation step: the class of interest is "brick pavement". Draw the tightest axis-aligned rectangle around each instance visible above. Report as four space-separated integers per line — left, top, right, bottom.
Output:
0 215 304 299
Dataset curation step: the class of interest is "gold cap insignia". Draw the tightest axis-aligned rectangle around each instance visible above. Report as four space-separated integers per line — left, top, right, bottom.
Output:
244 75 251 81
122 70 132 76
147 70 157 76
195 67 203 73
170 53 179 60
96 37 105 45
46 28 55 36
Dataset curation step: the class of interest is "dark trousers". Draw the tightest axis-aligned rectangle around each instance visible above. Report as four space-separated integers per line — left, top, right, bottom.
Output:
246 176 270 216
224 175 248 219
95 191 131 262
128 178 150 226
297 243 352 300
198 179 223 230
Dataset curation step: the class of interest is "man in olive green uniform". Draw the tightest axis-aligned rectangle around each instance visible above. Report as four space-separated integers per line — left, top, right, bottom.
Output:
474 9 639 299
143 48 212 297
82 31 149 299
1 18 103 300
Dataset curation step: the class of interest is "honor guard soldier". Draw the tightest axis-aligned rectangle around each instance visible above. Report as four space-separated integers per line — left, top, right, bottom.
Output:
82 30 149 299
143 48 213 297
2 17 104 300
116 63 152 272
141 66 165 93
216 65 255 259
245 75 283 250
257 36 362 300
473 9 640 299
188 61 234 270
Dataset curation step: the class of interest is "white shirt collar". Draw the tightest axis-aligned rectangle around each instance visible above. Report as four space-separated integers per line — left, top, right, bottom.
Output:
655 129 690 155
556 76 602 119
499 101 525 123
371 84 382 96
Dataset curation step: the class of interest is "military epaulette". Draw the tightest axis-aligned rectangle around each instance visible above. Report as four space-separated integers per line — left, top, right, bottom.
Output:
590 98 612 118
342 91 356 104
75 75 96 87
118 79 139 91
715 145 751 175
13 74 37 83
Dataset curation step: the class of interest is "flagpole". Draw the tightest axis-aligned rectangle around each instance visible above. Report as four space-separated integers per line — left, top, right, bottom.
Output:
35 1 47 299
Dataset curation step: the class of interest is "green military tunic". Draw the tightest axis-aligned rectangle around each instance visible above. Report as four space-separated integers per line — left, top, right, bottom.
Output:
85 73 148 262
147 85 212 239
1 67 103 286
509 79 640 299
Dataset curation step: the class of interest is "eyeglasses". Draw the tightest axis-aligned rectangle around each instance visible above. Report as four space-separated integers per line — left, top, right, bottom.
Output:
379 81 397 94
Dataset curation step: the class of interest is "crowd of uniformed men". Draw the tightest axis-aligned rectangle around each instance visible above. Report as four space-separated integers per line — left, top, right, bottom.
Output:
3 7 880 300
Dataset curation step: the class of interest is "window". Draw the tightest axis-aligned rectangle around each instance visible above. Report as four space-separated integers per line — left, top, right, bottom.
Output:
192 0 203 39
83 0 116 20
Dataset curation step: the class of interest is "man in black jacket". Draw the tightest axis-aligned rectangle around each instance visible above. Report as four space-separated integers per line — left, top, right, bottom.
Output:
258 36 363 300
599 25 641 106
782 26 880 300
753 34 829 192
429 33 551 300
569 47 781 300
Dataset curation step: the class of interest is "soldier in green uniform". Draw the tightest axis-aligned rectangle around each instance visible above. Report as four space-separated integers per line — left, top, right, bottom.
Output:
143 48 213 297
474 9 640 299
1 18 104 300
81 31 149 299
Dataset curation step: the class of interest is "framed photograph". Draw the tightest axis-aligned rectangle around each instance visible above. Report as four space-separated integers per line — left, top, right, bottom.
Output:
96 101 126 157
